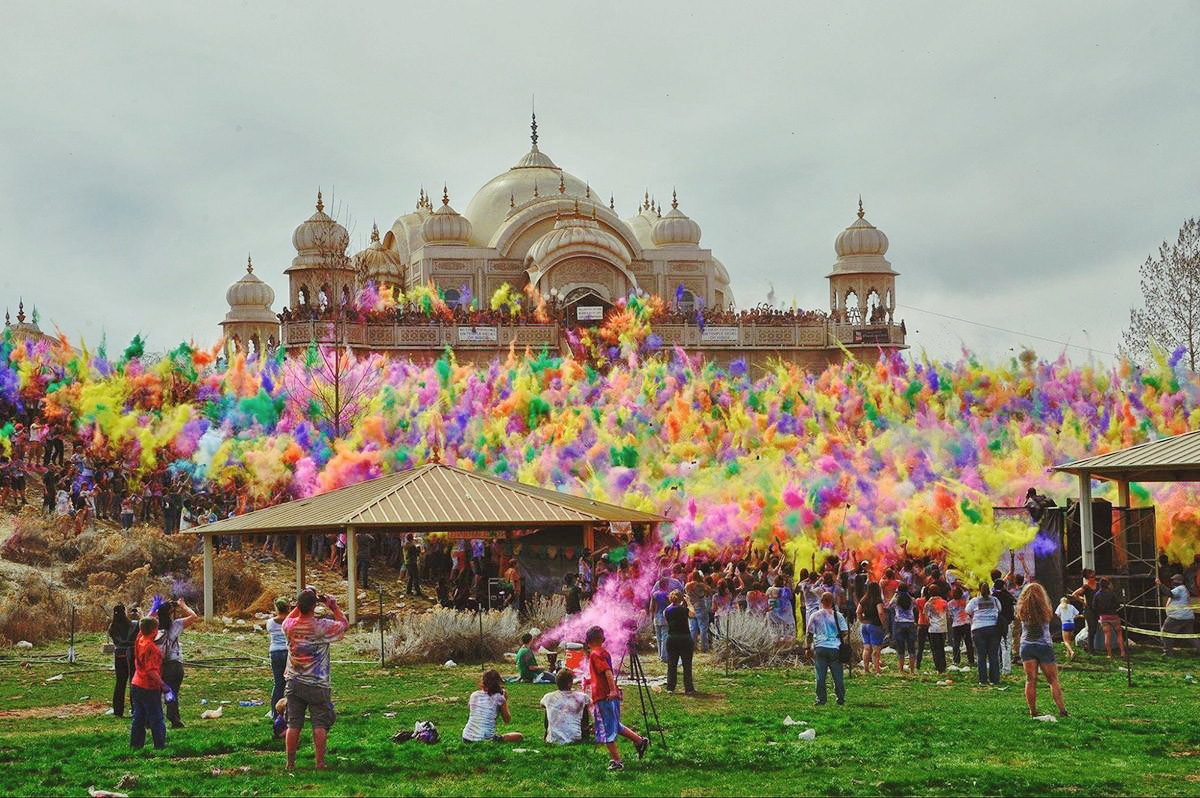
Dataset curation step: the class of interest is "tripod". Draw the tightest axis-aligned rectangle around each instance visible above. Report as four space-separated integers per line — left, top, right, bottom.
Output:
623 644 667 749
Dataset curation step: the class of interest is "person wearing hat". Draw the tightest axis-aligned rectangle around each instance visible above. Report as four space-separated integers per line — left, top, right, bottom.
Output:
1162 573 1199 655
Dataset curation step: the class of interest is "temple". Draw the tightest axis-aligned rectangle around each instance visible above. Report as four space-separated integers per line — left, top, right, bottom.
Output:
221 116 906 369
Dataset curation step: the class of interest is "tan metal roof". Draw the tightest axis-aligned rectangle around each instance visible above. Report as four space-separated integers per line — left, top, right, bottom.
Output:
1052 428 1200 482
197 463 667 536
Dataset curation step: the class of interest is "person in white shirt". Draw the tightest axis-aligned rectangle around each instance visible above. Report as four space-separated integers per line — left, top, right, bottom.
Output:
1163 574 1199 655
462 669 522 743
1054 597 1080 661
540 669 590 744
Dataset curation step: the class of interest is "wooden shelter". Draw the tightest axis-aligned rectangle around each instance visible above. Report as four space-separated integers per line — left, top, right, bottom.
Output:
195 463 666 622
1052 429 1200 570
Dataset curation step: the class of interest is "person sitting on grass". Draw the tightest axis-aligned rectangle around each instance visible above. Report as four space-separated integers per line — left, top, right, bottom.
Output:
540 668 590 744
130 616 169 750
462 669 523 743
586 625 649 771
516 632 547 683
1015 582 1068 718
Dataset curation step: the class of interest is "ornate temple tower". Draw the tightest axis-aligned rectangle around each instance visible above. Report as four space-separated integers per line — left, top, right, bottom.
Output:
221 256 280 357
285 191 353 314
828 200 898 326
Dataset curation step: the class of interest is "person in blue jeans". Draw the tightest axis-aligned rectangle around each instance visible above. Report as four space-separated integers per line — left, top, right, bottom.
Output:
266 598 290 719
805 591 848 706
966 582 1002 685
890 583 918 674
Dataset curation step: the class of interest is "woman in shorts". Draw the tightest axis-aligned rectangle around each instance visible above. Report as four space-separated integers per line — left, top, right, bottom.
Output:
1054 596 1079 661
857 581 886 674
1015 582 1068 718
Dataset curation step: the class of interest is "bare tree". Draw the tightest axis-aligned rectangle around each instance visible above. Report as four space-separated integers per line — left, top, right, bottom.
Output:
1122 218 1200 370
282 342 382 439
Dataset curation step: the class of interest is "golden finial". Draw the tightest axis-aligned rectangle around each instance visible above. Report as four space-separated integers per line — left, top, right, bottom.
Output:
643 191 650 211
316 190 324 212
533 181 539 198
585 182 591 199
442 185 450 206
417 187 425 210
573 198 580 215
370 222 380 242
672 189 678 210
609 194 615 210
510 193 515 208
246 253 254 274
558 173 566 194
656 202 661 218
4 310 8 326
857 196 864 219
17 300 25 324
531 106 538 150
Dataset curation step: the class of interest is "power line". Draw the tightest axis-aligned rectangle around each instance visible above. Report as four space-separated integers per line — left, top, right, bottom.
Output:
895 303 1117 358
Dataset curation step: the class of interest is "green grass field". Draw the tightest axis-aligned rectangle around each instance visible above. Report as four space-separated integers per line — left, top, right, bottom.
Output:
0 632 1197 797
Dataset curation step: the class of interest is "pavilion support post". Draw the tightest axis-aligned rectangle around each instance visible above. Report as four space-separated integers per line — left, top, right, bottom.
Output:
1079 472 1095 571
202 533 214 623
584 524 595 553
296 534 307 595
1118 480 1131 509
346 527 357 624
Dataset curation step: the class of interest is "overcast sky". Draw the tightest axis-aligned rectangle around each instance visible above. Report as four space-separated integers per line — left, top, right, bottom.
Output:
2 2 1197 366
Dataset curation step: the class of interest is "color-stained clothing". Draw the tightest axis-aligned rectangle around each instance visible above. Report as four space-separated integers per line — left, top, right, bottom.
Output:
283 611 348 689
588 647 615 702
266 617 289 653
806 607 847 650
131 633 165 691
462 690 506 742
541 689 589 744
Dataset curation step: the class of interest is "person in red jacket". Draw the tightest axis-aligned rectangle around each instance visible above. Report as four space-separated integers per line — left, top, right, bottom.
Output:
130 616 169 749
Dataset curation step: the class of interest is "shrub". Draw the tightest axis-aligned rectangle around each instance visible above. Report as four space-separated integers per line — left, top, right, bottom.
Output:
523 593 565 633
181 551 264 615
371 606 520 665
712 610 804 669
0 573 105 646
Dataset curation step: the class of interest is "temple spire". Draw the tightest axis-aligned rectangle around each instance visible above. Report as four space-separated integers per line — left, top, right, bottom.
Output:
857 196 865 219
531 106 539 150
442 185 450 206
246 254 254 274
370 222 380 242
316 190 324 213
558 173 566 194
672 189 678 210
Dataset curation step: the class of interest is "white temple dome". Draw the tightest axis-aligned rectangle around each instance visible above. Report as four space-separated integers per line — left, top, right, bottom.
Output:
354 224 406 283
651 193 702 247
292 191 349 256
526 207 632 269
834 201 889 258
224 257 278 323
464 117 591 247
422 189 473 245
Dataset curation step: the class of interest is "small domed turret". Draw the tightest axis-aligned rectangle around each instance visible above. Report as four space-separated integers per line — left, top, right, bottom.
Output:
651 191 702 247
421 187 473 245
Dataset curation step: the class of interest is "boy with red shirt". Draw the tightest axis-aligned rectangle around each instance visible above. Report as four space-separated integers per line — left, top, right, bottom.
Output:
585 626 649 771
130 617 168 749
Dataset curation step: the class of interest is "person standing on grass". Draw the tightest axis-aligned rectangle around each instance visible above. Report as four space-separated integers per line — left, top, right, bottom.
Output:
967 582 1002 686
949 584 975 668
857 581 886 675
806 591 848 706
1055 597 1080 661
664 590 696 695
283 588 348 770
586 625 650 771
925 586 949 675
1162 574 1200 655
890 583 917 674
1092 578 1127 659
157 597 198 729
130 616 168 750
108 604 137 717
1070 570 1101 654
1015 582 1068 718
266 598 290 721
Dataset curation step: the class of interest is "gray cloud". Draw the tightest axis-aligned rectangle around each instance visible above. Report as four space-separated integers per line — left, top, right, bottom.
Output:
2 2 1197 365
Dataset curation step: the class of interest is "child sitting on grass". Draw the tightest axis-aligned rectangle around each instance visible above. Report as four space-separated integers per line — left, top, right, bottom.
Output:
462 669 523 743
273 698 287 739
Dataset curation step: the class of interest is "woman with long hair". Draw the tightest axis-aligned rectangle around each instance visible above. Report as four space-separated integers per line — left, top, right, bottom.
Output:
266 598 290 720
108 604 137 717
858 582 886 674
156 597 198 729
891 583 917 674
1015 582 1068 717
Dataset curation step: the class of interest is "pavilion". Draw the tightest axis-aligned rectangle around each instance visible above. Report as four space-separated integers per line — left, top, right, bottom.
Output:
195 463 666 623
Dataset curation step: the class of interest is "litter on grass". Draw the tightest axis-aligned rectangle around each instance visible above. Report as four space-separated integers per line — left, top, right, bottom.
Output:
1032 714 1058 723
782 716 808 726
798 728 817 741
444 660 457 668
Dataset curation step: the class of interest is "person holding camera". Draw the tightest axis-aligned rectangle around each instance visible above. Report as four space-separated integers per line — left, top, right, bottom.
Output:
805 591 848 706
157 597 198 729
283 587 348 770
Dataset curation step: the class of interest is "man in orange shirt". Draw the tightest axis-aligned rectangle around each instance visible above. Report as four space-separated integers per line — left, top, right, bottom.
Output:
130 616 168 749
